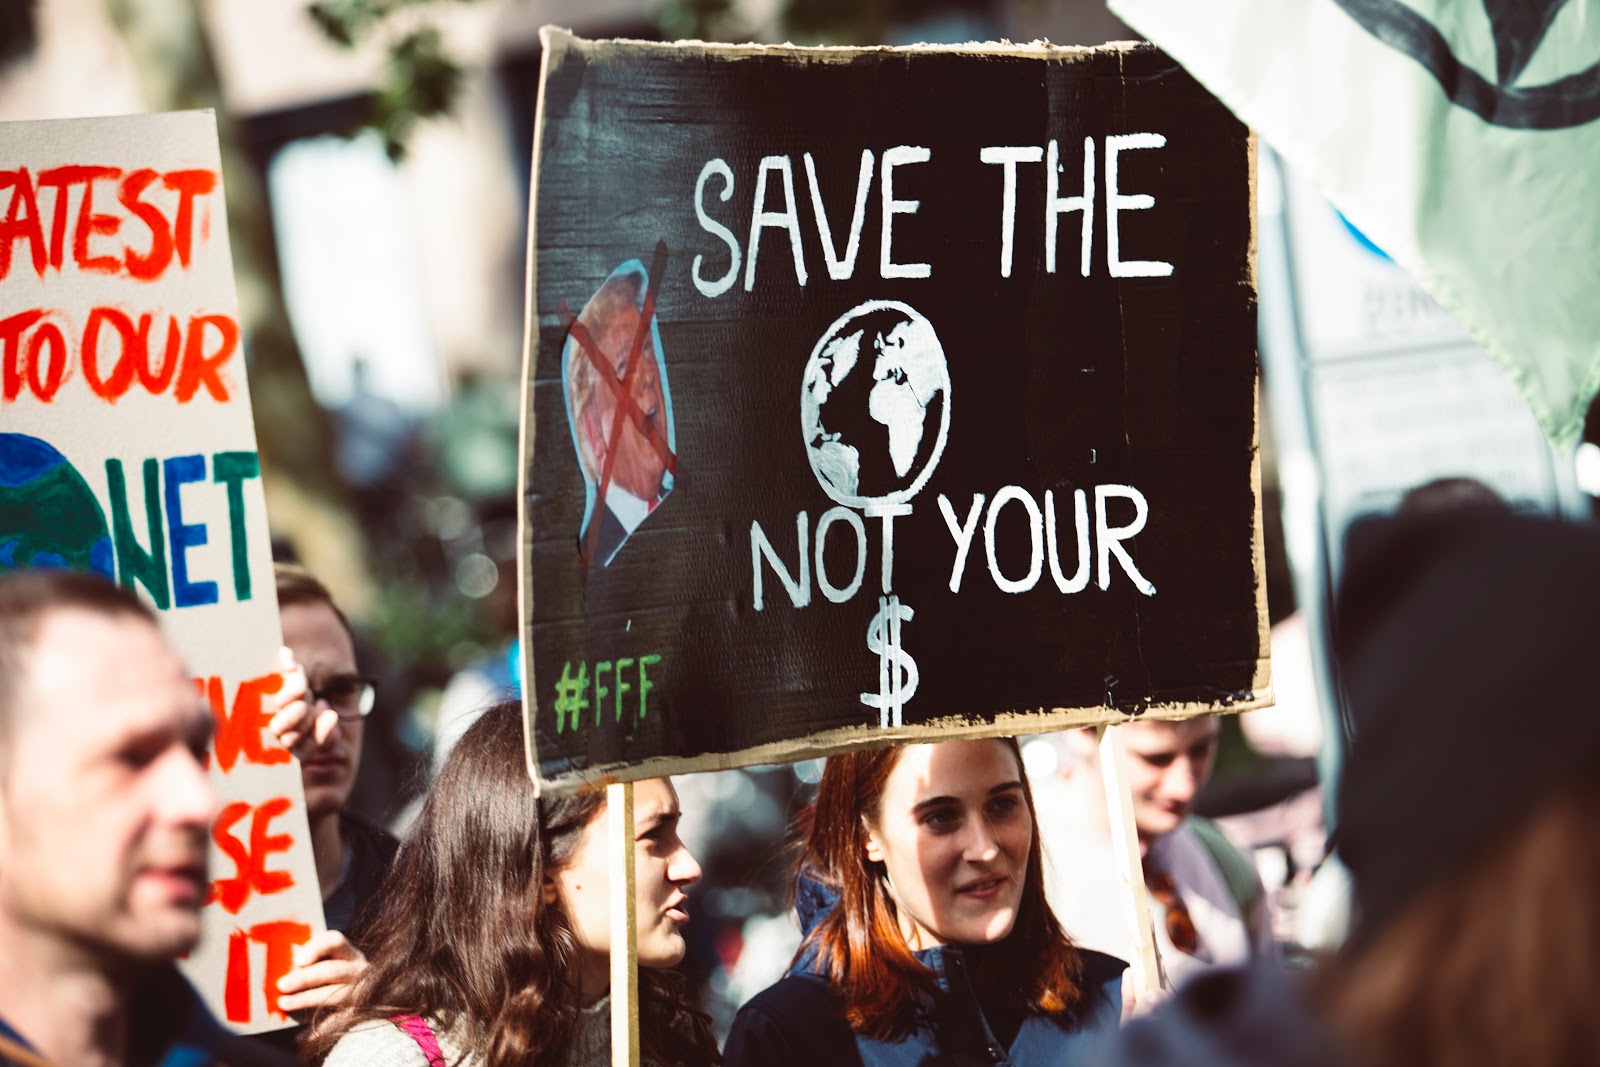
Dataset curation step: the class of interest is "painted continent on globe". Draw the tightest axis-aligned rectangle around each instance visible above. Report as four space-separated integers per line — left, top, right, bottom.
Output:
801 301 950 506
0 432 115 578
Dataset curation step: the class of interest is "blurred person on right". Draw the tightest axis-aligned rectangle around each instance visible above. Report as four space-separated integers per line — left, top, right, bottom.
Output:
1108 510 1600 1067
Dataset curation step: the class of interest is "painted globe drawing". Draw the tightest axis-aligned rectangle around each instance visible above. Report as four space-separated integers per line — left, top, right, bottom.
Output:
801 300 951 507
0 432 115 578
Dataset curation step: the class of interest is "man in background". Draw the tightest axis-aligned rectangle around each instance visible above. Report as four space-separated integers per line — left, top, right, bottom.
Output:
1034 718 1274 989
269 564 398 1018
0 569 286 1067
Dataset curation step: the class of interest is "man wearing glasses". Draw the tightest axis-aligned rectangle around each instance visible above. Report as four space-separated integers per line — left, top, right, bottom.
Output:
268 564 398 1019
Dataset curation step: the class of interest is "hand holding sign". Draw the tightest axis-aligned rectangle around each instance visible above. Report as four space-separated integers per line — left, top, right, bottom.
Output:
275 929 370 1016
266 645 338 755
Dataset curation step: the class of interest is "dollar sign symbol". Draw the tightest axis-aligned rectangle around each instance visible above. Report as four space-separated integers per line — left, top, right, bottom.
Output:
860 595 918 728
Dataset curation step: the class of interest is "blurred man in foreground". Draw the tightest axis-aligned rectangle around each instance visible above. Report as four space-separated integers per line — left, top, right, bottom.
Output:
1036 718 1273 988
0 569 286 1067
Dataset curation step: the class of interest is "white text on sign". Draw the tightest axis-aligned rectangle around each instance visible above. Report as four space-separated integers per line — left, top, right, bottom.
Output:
750 483 1156 611
691 136 1174 296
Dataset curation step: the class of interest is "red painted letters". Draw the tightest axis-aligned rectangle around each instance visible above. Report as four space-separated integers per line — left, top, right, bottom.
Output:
224 921 313 1023
207 796 296 914
0 169 45 278
198 671 290 773
118 169 176 281
0 165 218 281
2 308 237 404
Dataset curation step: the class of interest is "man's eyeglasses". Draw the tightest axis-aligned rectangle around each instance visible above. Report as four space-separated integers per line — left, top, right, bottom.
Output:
308 675 378 720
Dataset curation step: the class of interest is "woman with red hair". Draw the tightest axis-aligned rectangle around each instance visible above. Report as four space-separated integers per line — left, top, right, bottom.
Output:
724 737 1125 1066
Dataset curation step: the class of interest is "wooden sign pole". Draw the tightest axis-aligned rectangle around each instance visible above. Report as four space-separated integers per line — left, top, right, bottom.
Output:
1097 725 1165 999
608 781 640 1067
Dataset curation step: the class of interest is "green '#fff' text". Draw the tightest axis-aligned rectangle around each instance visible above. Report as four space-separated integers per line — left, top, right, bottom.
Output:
552 655 662 735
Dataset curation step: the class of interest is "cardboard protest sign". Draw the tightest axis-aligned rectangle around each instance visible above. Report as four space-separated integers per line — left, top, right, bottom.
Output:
521 32 1269 791
0 112 323 1032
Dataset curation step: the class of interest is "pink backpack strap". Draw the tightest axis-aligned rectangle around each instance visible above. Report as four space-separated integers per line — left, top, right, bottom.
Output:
390 1014 446 1067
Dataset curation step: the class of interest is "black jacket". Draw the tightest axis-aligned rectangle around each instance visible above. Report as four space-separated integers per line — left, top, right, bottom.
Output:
725 942 1125 1067
326 811 401 937
1106 965 1345 1067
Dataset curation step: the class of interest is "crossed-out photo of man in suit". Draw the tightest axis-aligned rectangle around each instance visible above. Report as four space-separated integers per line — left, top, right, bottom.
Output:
562 259 676 568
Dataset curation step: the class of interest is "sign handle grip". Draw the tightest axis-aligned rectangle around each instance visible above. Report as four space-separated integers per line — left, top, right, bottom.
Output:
1096 724 1165 999
608 781 641 1066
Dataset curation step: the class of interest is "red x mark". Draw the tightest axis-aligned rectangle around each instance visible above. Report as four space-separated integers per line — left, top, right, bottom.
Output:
559 241 677 570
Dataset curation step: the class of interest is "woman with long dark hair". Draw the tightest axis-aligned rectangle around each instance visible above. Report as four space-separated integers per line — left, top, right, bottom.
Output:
724 737 1125 1065
302 700 719 1066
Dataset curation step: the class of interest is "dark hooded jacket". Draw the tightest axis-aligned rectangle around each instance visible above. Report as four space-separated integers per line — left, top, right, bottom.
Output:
1110 512 1600 1067
724 873 1126 1067
1105 964 1346 1067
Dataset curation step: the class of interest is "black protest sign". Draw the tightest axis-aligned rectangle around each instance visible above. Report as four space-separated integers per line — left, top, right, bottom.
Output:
521 31 1268 790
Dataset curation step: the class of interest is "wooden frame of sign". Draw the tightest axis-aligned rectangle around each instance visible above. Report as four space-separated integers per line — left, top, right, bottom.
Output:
1098 725 1166 997
608 781 641 1066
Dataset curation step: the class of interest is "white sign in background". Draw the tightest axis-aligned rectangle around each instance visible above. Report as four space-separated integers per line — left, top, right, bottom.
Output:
1281 165 1580 574
0 111 323 1033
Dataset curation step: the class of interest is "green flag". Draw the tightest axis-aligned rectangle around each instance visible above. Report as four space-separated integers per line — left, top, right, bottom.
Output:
1110 0 1600 449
